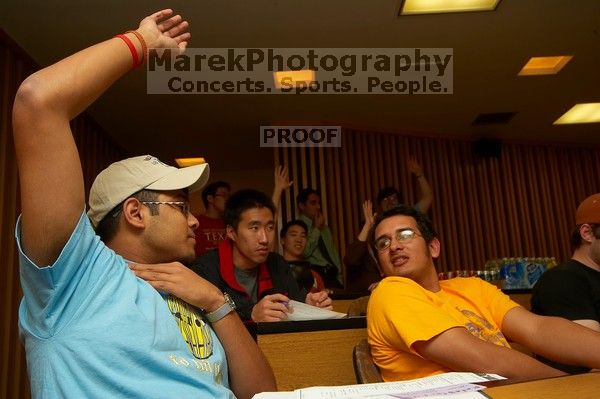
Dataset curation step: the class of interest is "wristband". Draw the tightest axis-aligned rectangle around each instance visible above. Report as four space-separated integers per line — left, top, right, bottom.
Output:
114 34 141 68
126 30 148 65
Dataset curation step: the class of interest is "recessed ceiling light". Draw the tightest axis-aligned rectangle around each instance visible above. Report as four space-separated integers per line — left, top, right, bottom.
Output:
398 0 502 15
554 103 600 124
175 157 206 167
273 70 316 89
518 56 573 76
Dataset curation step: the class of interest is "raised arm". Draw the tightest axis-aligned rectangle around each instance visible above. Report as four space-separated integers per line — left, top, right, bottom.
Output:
407 156 433 213
344 200 374 268
12 9 189 266
271 165 293 213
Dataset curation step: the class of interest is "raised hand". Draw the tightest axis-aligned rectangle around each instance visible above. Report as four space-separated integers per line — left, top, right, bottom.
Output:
251 293 293 322
357 199 375 242
407 155 423 176
274 165 293 193
129 262 224 311
137 9 191 53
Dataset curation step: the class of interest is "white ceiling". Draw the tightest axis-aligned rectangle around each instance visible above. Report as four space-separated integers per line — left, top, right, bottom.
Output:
2 0 599 171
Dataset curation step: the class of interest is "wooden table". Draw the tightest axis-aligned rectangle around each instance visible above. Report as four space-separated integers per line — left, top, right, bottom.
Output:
253 317 367 391
484 372 600 399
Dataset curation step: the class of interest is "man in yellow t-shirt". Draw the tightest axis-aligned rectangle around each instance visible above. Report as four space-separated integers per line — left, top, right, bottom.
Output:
367 205 600 383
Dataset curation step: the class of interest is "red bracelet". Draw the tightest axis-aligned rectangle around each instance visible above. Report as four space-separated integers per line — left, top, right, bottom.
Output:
126 30 147 65
114 34 141 68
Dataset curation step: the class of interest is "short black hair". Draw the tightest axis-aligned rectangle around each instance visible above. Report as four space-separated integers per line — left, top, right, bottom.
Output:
369 205 437 255
376 186 402 207
280 219 308 238
201 181 230 208
95 189 160 243
570 223 600 251
223 189 276 230
296 188 320 205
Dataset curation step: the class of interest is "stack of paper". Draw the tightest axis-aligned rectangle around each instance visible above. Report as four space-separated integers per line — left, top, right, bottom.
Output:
252 372 504 399
286 300 347 321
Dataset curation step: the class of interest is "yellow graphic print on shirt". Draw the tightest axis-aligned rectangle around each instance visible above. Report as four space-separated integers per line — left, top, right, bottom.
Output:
168 295 213 359
457 307 510 348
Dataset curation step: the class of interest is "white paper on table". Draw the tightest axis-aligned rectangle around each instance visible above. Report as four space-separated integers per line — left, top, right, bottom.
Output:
252 392 300 399
296 372 504 399
286 300 347 321
384 382 487 398
366 393 487 399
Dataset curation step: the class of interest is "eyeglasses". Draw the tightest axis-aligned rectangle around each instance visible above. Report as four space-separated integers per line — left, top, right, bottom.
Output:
141 201 191 216
374 228 421 252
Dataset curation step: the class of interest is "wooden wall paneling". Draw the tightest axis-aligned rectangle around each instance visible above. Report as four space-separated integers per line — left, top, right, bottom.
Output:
283 129 599 282
457 143 477 268
516 147 536 256
383 134 396 192
397 136 411 203
374 133 386 197
273 147 284 234
547 148 570 258
354 132 367 237
299 146 308 191
463 143 485 267
521 147 542 256
308 146 317 191
344 132 358 237
406 136 422 204
330 147 345 264
289 147 299 220
537 147 557 256
489 154 510 257
502 145 523 256
439 140 461 270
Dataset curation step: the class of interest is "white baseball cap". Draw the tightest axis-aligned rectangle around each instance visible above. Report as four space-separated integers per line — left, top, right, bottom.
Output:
87 155 209 228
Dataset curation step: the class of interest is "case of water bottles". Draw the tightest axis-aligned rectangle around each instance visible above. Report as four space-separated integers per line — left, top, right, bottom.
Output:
484 257 557 289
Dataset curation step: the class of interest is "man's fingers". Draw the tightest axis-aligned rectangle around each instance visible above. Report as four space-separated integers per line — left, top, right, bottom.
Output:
265 309 288 321
318 298 333 308
150 9 174 23
268 293 290 303
166 20 189 39
158 14 183 33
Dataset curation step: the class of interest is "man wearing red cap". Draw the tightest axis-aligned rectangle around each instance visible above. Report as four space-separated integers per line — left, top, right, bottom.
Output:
531 193 600 373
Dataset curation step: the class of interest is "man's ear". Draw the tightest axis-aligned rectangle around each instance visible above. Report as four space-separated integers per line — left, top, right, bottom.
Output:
298 202 305 213
226 225 236 241
580 224 595 243
121 198 146 229
429 237 441 259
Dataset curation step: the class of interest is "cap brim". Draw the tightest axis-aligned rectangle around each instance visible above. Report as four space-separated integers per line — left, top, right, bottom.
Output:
146 163 210 193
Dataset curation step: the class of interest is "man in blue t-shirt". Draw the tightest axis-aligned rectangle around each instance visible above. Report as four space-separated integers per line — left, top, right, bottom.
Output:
12 9 275 399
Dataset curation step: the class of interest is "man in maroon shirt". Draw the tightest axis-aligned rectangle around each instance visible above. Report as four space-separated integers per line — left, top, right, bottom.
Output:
195 181 230 255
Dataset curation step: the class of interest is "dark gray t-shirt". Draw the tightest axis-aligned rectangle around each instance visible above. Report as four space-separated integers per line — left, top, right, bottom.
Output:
234 267 258 303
